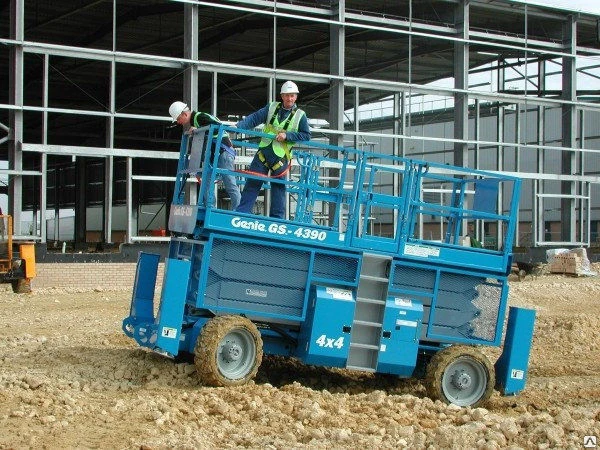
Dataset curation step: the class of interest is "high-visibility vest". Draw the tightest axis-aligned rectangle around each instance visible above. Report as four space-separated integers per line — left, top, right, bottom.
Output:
259 102 306 159
193 112 229 138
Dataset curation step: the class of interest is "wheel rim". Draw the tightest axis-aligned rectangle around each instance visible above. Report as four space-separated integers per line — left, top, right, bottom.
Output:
216 327 256 379
441 356 487 406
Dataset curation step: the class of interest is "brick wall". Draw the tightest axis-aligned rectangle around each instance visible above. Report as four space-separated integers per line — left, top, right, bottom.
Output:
32 262 165 290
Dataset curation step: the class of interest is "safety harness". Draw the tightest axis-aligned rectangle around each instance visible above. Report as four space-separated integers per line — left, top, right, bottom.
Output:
257 102 305 171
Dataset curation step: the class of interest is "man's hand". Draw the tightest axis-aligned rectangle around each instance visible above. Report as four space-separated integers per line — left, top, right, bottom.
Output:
275 131 287 142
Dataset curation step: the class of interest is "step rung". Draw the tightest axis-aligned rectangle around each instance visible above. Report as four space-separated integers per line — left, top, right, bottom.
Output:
350 342 379 350
363 253 392 260
356 296 385 305
359 275 388 283
353 320 382 328
346 365 377 373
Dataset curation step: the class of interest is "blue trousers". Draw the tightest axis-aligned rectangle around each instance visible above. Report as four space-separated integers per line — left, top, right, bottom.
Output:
204 151 241 210
236 145 288 219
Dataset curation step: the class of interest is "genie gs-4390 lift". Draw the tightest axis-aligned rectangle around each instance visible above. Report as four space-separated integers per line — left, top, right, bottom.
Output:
123 124 536 407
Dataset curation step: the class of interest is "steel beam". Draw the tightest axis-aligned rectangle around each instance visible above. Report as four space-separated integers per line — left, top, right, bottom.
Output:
22 143 178 160
1 38 598 111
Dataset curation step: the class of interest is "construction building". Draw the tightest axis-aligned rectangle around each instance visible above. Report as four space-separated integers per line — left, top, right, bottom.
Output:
1 0 599 255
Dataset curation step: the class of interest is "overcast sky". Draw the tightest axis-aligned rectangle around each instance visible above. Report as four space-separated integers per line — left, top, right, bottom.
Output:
517 0 600 14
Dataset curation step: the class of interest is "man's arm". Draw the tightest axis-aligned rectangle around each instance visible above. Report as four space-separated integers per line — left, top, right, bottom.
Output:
236 104 270 130
284 113 311 142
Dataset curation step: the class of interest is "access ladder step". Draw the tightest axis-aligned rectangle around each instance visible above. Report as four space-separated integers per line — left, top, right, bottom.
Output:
346 365 377 373
356 296 386 305
350 342 379 350
359 275 389 283
353 320 382 328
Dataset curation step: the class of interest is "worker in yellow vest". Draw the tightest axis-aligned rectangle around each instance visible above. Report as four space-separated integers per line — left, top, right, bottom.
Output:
235 81 311 218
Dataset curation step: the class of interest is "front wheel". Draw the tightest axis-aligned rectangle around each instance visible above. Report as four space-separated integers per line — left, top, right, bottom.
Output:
194 315 263 386
425 345 494 407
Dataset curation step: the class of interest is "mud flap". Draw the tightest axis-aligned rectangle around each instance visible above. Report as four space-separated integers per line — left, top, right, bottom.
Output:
495 306 536 395
155 258 191 356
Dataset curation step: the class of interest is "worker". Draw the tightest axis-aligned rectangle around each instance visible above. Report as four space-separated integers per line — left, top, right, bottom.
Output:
169 101 241 210
235 80 311 219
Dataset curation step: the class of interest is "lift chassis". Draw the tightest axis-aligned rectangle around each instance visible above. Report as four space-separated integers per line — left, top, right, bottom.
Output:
123 125 535 407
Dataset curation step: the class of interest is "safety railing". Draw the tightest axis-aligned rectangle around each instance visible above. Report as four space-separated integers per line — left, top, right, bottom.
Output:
170 124 521 273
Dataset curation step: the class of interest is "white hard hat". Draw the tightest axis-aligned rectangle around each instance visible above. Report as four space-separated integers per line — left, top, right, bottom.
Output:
280 81 299 94
169 101 188 122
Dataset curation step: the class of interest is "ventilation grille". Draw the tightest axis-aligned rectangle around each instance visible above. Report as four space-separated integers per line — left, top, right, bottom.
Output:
313 253 359 283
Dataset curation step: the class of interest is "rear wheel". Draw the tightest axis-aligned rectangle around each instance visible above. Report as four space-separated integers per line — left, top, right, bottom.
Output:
425 345 494 407
194 315 263 386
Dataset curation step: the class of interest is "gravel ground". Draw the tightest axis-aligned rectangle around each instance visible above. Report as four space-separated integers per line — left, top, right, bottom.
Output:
1 264 599 449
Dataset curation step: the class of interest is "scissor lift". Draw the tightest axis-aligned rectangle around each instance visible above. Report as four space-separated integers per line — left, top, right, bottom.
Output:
123 124 535 407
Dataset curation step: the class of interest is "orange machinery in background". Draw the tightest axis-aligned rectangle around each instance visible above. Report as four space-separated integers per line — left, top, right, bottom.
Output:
0 215 36 293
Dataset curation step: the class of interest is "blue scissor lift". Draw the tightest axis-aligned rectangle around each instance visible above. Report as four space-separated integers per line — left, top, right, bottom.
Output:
123 124 535 407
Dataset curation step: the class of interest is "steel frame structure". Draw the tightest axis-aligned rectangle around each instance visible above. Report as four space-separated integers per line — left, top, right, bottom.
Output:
2 0 600 248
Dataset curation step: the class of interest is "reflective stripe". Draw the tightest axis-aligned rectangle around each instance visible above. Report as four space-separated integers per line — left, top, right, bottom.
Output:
259 102 305 158
193 112 230 139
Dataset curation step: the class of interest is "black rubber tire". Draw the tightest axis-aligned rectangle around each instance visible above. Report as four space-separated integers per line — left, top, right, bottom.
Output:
425 345 495 408
12 279 32 294
194 315 263 386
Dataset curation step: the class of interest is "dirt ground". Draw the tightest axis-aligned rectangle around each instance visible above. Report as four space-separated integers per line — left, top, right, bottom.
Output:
1 265 599 449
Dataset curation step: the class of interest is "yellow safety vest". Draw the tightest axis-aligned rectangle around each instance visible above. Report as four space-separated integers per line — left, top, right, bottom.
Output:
259 102 306 159
193 112 230 140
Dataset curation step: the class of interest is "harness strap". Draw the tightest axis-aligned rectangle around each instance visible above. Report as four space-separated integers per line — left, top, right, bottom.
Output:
257 150 288 172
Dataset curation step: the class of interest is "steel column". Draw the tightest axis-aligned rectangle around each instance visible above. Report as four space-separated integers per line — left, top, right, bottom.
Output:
496 59 505 250
104 60 116 243
453 0 469 168
578 109 587 244
329 0 345 148
211 72 218 116
103 0 117 244
561 15 577 243
8 0 24 232
126 157 133 244
329 1 345 228
514 107 521 246
40 54 49 243
184 3 199 110
534 60 545 246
